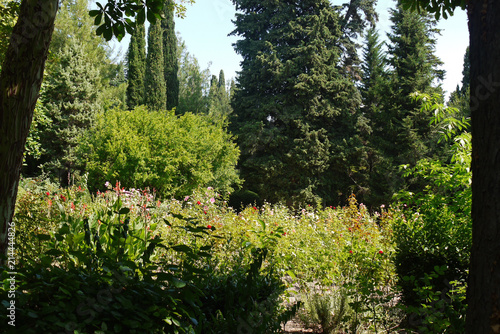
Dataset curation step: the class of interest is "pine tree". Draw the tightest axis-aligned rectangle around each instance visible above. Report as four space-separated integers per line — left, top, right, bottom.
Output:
368 1 445 202
126 23 146 109
162 0 179 110
384 2 444 166
337 0 378 78
359 26 391 206
230 0 361 206
144 20 167 111
40 39 101 185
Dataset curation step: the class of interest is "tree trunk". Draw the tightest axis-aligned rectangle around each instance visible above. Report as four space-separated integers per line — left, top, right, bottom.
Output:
0 0 58 262
466 0 500 332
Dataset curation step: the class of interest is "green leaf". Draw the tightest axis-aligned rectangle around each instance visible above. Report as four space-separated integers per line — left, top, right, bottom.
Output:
118 207 130 215
36 234 51 241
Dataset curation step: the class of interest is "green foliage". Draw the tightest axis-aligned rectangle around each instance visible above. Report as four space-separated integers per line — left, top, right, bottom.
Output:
88 0 194 41
4 183 208 333
38 38 102 184
400 0 466 20
163 0 179 110
0 0 19 67
393 93 471 325
207 70 233 124
80 106 240 198
402 266 467 333
299 290 349 334
230 0 363 206
126 23 147 109
145 20 167 111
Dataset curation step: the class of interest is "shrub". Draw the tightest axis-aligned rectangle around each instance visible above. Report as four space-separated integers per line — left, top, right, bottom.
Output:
79 106 241 198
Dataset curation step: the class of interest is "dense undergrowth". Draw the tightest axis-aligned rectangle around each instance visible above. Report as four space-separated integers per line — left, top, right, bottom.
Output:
1 176 469 333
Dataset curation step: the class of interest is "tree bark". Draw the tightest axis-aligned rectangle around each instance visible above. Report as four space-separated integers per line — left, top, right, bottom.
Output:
466 0 500 332
0 0 58 262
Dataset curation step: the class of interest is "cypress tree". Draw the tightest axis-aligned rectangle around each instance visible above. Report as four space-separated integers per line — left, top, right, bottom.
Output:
145 20 167 111
218 69 226 93
162 0 179 110
126 23 146 109
230 0 361 206
208 71 232 123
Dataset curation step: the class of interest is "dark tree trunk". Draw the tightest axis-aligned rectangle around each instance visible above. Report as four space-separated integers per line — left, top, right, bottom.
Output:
0 0 58 261
466 0 500 332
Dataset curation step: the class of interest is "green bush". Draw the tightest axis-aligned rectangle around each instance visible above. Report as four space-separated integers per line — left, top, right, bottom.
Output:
79 106 240 198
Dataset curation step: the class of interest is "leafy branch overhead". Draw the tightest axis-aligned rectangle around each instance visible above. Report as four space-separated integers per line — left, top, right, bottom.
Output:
89 0 194 41
400 0 467 19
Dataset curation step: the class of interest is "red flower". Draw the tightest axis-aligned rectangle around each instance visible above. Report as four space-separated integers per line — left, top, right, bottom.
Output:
204 211 207 214
349 250 353 254
379 250 384 255
197 201 201 205
70 202 76 210
207 224 212 229
46 191 50 196
60 195 66 202
253 206 257 210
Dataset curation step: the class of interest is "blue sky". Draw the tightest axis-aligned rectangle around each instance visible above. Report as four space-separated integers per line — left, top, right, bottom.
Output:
113 0 469 96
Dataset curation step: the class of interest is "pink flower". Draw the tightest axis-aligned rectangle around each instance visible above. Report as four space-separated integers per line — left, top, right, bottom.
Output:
210 197 215 203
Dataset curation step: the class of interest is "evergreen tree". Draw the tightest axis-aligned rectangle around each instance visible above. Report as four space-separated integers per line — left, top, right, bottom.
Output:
162 0 179 110
144 20 167 111
230 0 361 206
126 23 146 109
336 0 378 78
359 26 391 206
218 69 226 92
370 1 444 202
39 39 101 185
208 70 232 124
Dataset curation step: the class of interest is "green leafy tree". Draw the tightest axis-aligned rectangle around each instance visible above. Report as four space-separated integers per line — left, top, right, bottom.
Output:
144 20 166 111
162 0 179 110
126 23 146 109
80 106 240 198
230 0 362 206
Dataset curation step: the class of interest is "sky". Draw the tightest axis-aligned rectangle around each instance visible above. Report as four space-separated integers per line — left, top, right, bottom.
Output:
113 0 469 97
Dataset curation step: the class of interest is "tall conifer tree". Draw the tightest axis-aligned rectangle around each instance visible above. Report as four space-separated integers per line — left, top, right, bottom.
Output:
383 2 443 166
145 20 167 111
126 23 146 109
162 0 179 110
230 0 361 206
